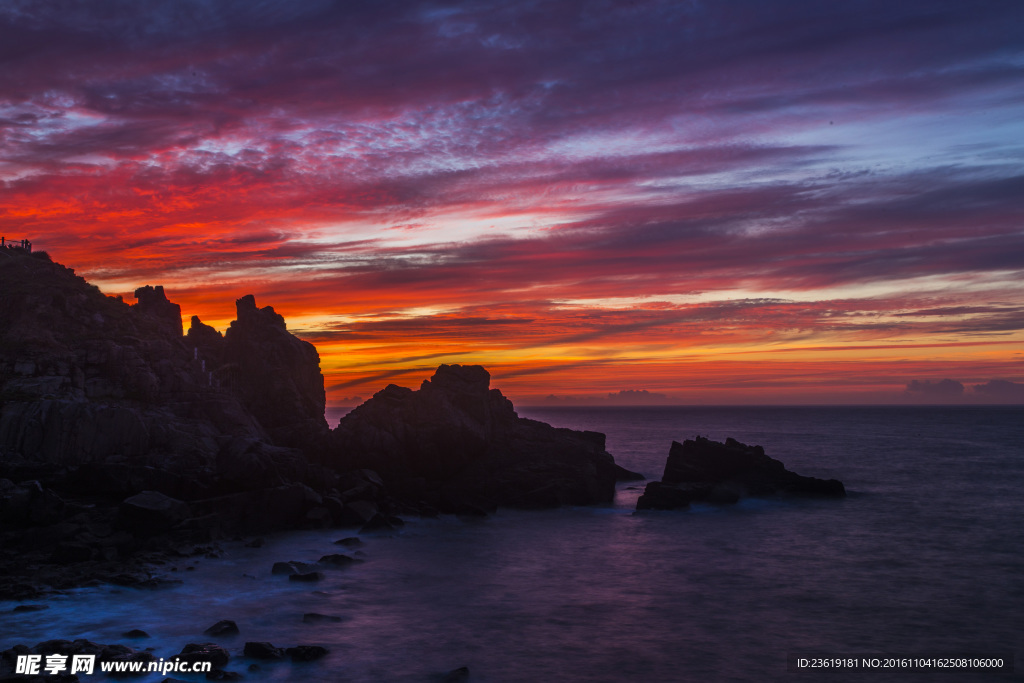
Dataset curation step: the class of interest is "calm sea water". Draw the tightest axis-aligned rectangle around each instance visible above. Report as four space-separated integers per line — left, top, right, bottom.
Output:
3 406 1022 682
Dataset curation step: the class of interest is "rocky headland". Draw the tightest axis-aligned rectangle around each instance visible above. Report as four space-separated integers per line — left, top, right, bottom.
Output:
329 364 642 513
0 246 638 597
636 436 846 510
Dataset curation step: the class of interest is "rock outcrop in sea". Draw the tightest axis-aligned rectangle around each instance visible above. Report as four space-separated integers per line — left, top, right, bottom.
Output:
330 364 642 511
636 436 846 509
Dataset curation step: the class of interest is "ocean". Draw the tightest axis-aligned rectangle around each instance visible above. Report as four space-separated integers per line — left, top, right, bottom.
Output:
2 406 1022 681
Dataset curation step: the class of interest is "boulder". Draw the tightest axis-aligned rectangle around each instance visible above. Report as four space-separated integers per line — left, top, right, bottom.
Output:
339 500 378 527
243 642 285 660
190 483 321 535
203 620 239 637
634 481 694 510
318 553 357 567
285 645 328 662
0 480 66 527
271 562 298 576
333 537 363 547
271 560 319 576
117 491 191 535
50 543 95 564
173 643 230 669
441 666 470 683
360 513 398 532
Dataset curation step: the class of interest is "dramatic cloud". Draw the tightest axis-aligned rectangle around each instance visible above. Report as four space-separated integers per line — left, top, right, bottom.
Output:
2 0 1022 403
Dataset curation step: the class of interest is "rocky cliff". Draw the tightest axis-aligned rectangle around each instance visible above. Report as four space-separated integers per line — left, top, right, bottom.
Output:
0 248 346 594
0 247 645 594
0 249 328 502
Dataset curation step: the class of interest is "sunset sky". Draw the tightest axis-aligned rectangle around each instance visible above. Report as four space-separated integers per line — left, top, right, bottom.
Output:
2 0 1023 406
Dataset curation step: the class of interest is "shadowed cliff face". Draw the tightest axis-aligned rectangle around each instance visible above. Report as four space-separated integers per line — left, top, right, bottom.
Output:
0 249 328 500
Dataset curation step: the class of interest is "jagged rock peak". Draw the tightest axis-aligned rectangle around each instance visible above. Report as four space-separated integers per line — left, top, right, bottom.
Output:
132 285 182 336
234 294 286 330
221 294 327 448
422 364 491 395
133 284 169 304
187 315 223 345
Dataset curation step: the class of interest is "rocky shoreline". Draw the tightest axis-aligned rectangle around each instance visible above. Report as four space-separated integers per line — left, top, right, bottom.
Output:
1 528 478 682
1 247 846 661
0 248 643 599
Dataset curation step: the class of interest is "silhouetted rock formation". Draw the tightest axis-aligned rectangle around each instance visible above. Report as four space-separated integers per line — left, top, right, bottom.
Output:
0 252 328 499
0 247 644 594
132 285 183 337
330 364 640 509
636 437 846 509
186 295 328 452
0 249 339 594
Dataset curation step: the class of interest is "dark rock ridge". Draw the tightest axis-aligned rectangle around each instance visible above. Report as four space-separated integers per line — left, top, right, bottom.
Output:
0 249 338 594
187 294 327 452
1 247 642 593
329 364 641 510
636 436 846 509
0 251 330 505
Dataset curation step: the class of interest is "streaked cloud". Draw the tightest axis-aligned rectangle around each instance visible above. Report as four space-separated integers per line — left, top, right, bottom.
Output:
2 0 1022 403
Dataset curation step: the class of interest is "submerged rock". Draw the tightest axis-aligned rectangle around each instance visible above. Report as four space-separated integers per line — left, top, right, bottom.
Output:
285 645 328 661
243 641 285 660
440 666 471 683
174 643 230 669
637 437 845 510
333 537 363 547
272 560 319 576
13 604 48 612
317 553 357 567
271 561 299 576
121 629 149 639
203 620 239 637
